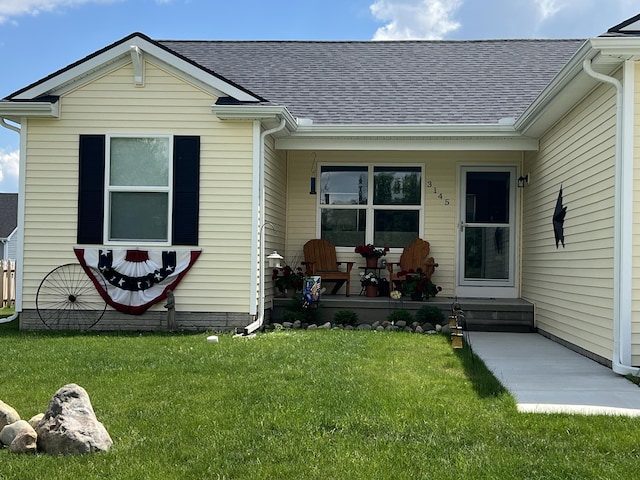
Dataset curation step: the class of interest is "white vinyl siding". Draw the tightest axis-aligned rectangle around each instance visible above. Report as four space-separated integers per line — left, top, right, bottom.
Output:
522 80 617 362
22 60 256 314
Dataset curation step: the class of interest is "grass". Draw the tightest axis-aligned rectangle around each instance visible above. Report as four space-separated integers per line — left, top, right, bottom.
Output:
0 321 639 479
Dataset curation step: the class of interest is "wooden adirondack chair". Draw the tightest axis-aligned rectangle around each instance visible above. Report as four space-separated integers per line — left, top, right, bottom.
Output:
386 238 438 288
303 239 354 296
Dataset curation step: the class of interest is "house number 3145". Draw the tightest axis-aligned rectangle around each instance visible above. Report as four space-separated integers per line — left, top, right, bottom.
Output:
426 180 450 206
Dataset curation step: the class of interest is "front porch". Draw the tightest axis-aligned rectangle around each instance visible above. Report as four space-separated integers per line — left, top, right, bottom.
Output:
271 295 534 332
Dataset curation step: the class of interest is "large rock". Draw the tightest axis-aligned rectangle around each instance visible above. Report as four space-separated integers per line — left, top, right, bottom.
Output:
36 384 112 455
0 400 20 431
1 420 33 446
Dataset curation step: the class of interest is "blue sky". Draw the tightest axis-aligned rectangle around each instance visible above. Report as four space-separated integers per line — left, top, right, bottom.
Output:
0 0 638 193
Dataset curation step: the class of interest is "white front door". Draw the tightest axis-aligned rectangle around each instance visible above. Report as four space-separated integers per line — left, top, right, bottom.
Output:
457 166 518 298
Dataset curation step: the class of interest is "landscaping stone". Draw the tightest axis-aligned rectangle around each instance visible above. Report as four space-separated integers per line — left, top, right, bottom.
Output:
0 400 20 431
415 325 424 334
318 322 332 329
9 426 37 454
372 321 380 329
307 324 317 329
395 320 407 328
357 324 372 330
376 326 385 332
1 420 32 446
28 413 44 430
292 320 302 329
282 321 293 329
36 384 112 455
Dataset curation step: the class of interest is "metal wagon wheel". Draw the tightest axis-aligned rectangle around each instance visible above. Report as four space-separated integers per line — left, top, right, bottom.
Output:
36 263 107 330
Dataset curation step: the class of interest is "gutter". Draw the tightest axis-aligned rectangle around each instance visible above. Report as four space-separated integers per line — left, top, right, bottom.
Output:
0 118 22 324
583 56 638 376
243 118 287 336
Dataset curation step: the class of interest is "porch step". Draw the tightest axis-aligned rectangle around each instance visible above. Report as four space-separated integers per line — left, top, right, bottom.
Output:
270 296 534 332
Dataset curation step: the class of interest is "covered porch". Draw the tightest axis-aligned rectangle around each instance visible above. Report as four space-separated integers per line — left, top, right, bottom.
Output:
271 295 534 332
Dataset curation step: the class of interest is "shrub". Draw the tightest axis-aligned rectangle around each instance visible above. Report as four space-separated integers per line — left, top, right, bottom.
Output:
387 309 414 325
415 305 446 326
333 310 359 327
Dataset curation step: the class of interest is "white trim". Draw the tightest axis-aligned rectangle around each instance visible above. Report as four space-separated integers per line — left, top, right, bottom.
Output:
12 36 260 102
249 121 261 317
15 118 27 312
0 102 59 121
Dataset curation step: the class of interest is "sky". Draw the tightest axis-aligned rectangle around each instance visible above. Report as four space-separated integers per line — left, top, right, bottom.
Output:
0 0 638 193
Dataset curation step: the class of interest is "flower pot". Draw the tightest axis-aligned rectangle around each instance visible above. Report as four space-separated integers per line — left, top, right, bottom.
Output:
365 285 378 297
366 257 378 268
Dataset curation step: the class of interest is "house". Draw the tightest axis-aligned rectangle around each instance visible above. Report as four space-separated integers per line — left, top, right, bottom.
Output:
0 193 18 261
1 13 640 373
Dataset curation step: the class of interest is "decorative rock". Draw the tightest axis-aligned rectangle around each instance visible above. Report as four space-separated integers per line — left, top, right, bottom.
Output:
0 400 20 431
318 322 332 329
271 323 283 330
28 413 44 430
423 323 435 331
9 427 37 454
292 320 302 329
357 323 372 330
395 320 407 328
441 325 451 335
371 321 380 329
427 330 438 335
282 321 293 329
435 324 442 332
307 324 317 330
344 325 354 330
376 326 385 332
1 420 32 446
382 321 390 328
415 325 424 334
36 384 112 455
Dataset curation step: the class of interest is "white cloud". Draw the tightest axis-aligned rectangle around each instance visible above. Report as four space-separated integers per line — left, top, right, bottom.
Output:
370 0 463 40
0 0 121 24
0 149 19 193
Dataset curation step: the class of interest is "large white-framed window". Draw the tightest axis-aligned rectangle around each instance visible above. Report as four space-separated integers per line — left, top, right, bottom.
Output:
105 135 173 245
319 164 423 249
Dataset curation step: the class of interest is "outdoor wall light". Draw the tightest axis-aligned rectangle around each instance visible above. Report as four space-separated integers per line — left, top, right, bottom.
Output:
517 174 529 188
267 251 284 269
310 152 317 194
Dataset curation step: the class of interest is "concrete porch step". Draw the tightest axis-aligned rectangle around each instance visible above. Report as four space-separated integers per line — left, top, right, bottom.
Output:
270 296 534 332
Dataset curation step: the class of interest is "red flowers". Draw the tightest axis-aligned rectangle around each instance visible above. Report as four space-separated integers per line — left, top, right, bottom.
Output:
354 244 389 258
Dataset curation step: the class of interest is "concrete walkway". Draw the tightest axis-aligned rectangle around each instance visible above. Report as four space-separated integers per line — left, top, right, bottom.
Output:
467 332 640 416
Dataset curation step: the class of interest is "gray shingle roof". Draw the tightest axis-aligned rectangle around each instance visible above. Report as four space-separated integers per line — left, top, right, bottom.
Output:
159 39 585 125
0 193 17 238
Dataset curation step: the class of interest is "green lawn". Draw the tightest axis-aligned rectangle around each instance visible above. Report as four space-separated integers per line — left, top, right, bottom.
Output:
0 321 638 479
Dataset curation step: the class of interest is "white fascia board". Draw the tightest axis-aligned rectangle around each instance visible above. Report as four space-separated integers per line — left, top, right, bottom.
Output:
589 36 640 60
276 122 538 151
212 104 298 132
12 36 260 102
0 101 59 120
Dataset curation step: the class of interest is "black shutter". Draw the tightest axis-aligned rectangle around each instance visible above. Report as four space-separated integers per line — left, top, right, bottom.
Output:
77 135 105 244
172 136 200 245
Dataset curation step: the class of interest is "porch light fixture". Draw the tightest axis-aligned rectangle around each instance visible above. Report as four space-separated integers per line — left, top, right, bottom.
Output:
517 174 529 188
267 251 284 268
310 152 317 195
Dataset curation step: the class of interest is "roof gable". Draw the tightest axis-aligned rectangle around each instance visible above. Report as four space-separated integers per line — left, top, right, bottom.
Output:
5 33 264 103
607 13 640 36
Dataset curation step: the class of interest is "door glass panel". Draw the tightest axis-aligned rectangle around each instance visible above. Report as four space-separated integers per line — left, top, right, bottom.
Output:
464 226 510 280
465 172 510 224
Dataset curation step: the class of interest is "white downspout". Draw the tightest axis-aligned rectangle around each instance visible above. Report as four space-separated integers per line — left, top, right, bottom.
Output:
243 118 286 335
0 118 21 324
583 57 637 376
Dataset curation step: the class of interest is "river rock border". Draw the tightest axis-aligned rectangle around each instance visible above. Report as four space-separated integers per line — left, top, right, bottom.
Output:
266 319 450 335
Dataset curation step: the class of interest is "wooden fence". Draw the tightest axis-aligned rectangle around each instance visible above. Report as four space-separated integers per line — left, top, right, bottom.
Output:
0 260 15 308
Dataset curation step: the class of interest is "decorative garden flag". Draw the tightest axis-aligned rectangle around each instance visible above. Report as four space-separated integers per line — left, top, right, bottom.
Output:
553 186 567 248
74 247 201 315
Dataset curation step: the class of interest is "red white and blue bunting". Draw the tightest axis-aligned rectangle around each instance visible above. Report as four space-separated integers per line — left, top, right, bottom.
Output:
74 247 201 315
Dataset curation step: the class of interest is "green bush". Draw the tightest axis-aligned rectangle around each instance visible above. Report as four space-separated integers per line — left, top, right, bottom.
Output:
387 309 414 325
333 309 359 327
415 305 446 326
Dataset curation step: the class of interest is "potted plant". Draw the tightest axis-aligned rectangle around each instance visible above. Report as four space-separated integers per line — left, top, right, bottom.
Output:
354 244 389 267
272 265 304 297
360 271 380 297
399 268 442 301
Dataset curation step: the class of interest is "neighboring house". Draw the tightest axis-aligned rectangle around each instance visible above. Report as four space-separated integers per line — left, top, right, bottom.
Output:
2 13 640 373
0 193 18 261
